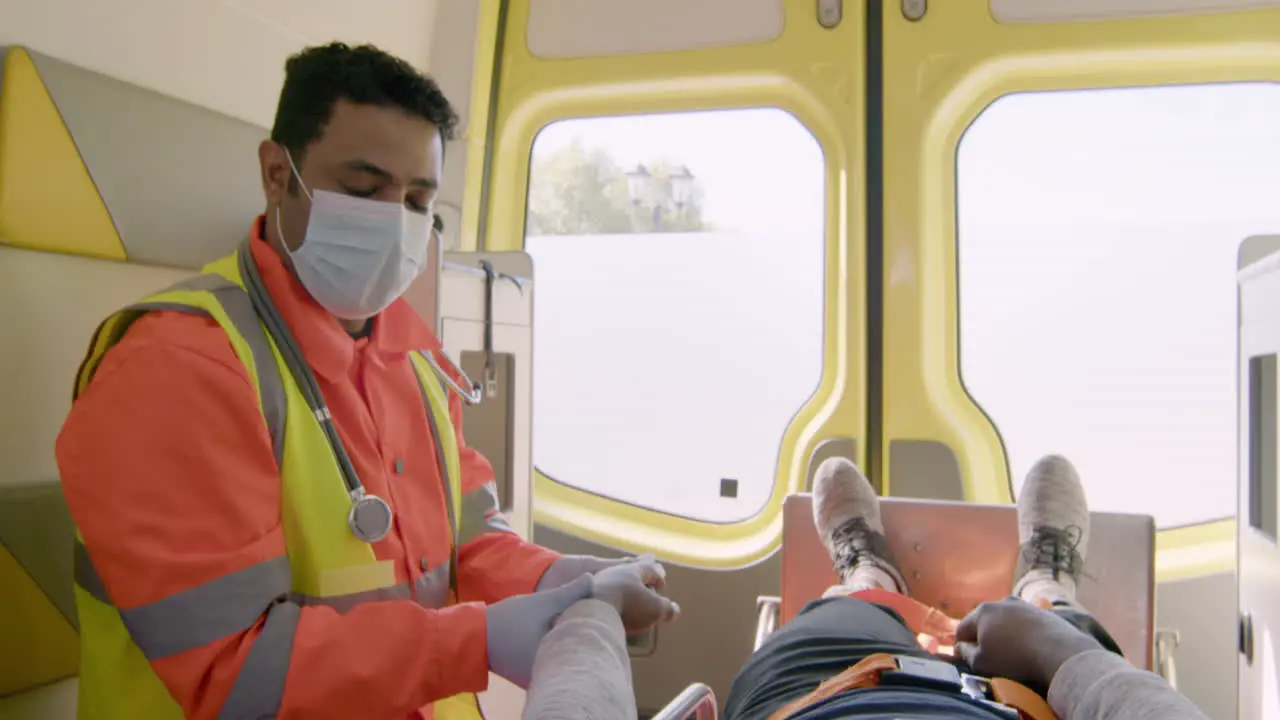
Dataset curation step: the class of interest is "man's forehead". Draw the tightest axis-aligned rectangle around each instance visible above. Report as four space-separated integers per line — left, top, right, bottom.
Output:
312 101 443 174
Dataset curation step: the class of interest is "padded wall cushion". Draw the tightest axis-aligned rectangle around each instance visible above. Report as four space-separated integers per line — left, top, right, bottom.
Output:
0 485 77 627
0 45 267 268
0 541 78 695
0 678 78 718
0 44 269 700
0 247 190 495
0 247 190 700
0 47 123 260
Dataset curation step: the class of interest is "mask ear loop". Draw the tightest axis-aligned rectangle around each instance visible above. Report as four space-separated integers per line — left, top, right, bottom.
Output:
282 147 314 201
274 147 315 257
278 149 477 407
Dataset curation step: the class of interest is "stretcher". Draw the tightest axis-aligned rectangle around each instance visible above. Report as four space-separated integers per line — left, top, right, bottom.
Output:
757 494 1159 670
654 492 1163 720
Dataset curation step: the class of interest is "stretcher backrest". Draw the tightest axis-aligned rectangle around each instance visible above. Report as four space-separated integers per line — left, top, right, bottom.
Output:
781 494 1157 670
0 45 267 711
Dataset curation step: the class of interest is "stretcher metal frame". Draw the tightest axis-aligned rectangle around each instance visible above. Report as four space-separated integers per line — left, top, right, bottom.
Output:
652 683 718 720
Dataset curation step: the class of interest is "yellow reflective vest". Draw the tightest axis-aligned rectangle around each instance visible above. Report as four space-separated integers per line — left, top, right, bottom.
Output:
70 244 485 720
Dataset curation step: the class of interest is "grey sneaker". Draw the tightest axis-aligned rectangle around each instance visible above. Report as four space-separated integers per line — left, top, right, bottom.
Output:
1012 455 1090 609
812 457 907 595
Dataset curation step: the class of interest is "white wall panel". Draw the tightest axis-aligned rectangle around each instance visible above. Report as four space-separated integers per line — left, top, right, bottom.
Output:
1 0 439 127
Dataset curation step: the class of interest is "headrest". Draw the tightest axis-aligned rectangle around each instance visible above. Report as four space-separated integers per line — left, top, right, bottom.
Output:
0 46 268 269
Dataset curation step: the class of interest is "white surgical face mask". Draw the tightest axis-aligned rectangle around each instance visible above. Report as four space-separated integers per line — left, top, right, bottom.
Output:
276 151 432 320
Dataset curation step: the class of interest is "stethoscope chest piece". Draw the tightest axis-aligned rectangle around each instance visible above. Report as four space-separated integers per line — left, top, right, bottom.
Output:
348 490 393 544
238 242 406 546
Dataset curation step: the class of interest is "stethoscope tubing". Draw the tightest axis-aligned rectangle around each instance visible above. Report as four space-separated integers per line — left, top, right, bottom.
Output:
236 242 480 543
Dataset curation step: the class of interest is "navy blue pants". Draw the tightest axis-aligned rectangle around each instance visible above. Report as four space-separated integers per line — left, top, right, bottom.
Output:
722 596 1122 720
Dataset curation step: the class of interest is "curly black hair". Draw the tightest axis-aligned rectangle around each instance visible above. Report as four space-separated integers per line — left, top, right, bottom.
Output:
270 42 459 166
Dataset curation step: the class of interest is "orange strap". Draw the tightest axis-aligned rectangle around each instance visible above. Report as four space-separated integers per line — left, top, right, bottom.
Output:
851 589 960 653
765 653 898 720
764 652 1059 720
990 678 1058 720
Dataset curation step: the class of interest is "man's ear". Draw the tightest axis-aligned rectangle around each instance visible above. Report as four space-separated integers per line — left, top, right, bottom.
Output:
259 140 290 206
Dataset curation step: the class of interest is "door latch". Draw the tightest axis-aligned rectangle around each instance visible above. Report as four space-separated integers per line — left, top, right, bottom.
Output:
479 259 499 399
903 0 927 22
1241 611 1256 666
817 0 841 29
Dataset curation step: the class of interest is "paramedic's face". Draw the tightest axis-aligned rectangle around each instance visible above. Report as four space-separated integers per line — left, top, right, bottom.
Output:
260 99 444 252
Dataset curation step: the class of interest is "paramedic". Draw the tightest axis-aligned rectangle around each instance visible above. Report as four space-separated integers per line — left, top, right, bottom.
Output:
56 41 676 720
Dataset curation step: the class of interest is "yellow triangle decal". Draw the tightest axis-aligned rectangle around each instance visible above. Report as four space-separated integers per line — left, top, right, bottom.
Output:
0 47 126 260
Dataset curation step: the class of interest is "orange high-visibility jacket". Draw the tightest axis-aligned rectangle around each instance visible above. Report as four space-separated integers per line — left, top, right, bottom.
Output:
56 217 561 719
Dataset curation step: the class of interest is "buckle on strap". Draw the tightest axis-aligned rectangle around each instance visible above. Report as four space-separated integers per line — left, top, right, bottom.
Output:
765 653 1059 720
880 656 1022 719
879 655 963 693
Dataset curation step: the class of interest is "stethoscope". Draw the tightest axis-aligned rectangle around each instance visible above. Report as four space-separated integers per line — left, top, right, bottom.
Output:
237 240 481 544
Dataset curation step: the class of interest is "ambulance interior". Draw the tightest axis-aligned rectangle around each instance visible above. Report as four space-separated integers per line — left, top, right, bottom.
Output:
1 1 1279 718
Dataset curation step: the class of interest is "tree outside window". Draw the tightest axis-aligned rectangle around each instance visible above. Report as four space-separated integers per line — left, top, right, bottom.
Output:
526 137 707 235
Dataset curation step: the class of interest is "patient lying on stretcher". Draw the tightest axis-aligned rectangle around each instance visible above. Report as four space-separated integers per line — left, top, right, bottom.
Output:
519 457 1210 720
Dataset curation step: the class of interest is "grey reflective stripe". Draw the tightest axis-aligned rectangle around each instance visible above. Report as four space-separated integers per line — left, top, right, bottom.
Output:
413 561 452 609
414 355 460 597
415 365 458 545
76 536 294 718
129 273 287 467
217 599 298 720
115 555 291 661
81 539 442 614
458 483 516 546
77 531 441 628
209 281 286 468
73 538 111 605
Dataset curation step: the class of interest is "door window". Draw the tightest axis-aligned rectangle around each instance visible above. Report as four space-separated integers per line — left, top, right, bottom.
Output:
957 83 1280 528
526 108 825 522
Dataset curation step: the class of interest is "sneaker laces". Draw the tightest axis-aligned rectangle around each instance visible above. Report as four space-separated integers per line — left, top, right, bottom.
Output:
829 518 900 581
1021 524 1085 582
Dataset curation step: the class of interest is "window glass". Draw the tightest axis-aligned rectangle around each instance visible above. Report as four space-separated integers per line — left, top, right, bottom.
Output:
526 108 825 522
957 84 1280 528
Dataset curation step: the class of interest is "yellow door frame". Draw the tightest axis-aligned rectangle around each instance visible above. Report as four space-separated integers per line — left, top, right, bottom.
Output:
462 0 868 568
880 2 1278 579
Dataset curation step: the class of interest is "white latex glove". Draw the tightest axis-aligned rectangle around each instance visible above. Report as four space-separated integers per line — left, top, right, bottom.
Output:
589 557 680 634
485 575 594 689
536 554 641 592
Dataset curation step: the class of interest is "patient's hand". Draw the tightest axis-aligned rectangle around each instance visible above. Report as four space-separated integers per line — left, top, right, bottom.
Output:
955 597 1103 691
589 557 680 634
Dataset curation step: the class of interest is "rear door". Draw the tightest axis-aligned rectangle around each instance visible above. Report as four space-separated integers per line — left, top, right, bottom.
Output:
1237 239 1280 720
464 0 866 710
878 3 1280 717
